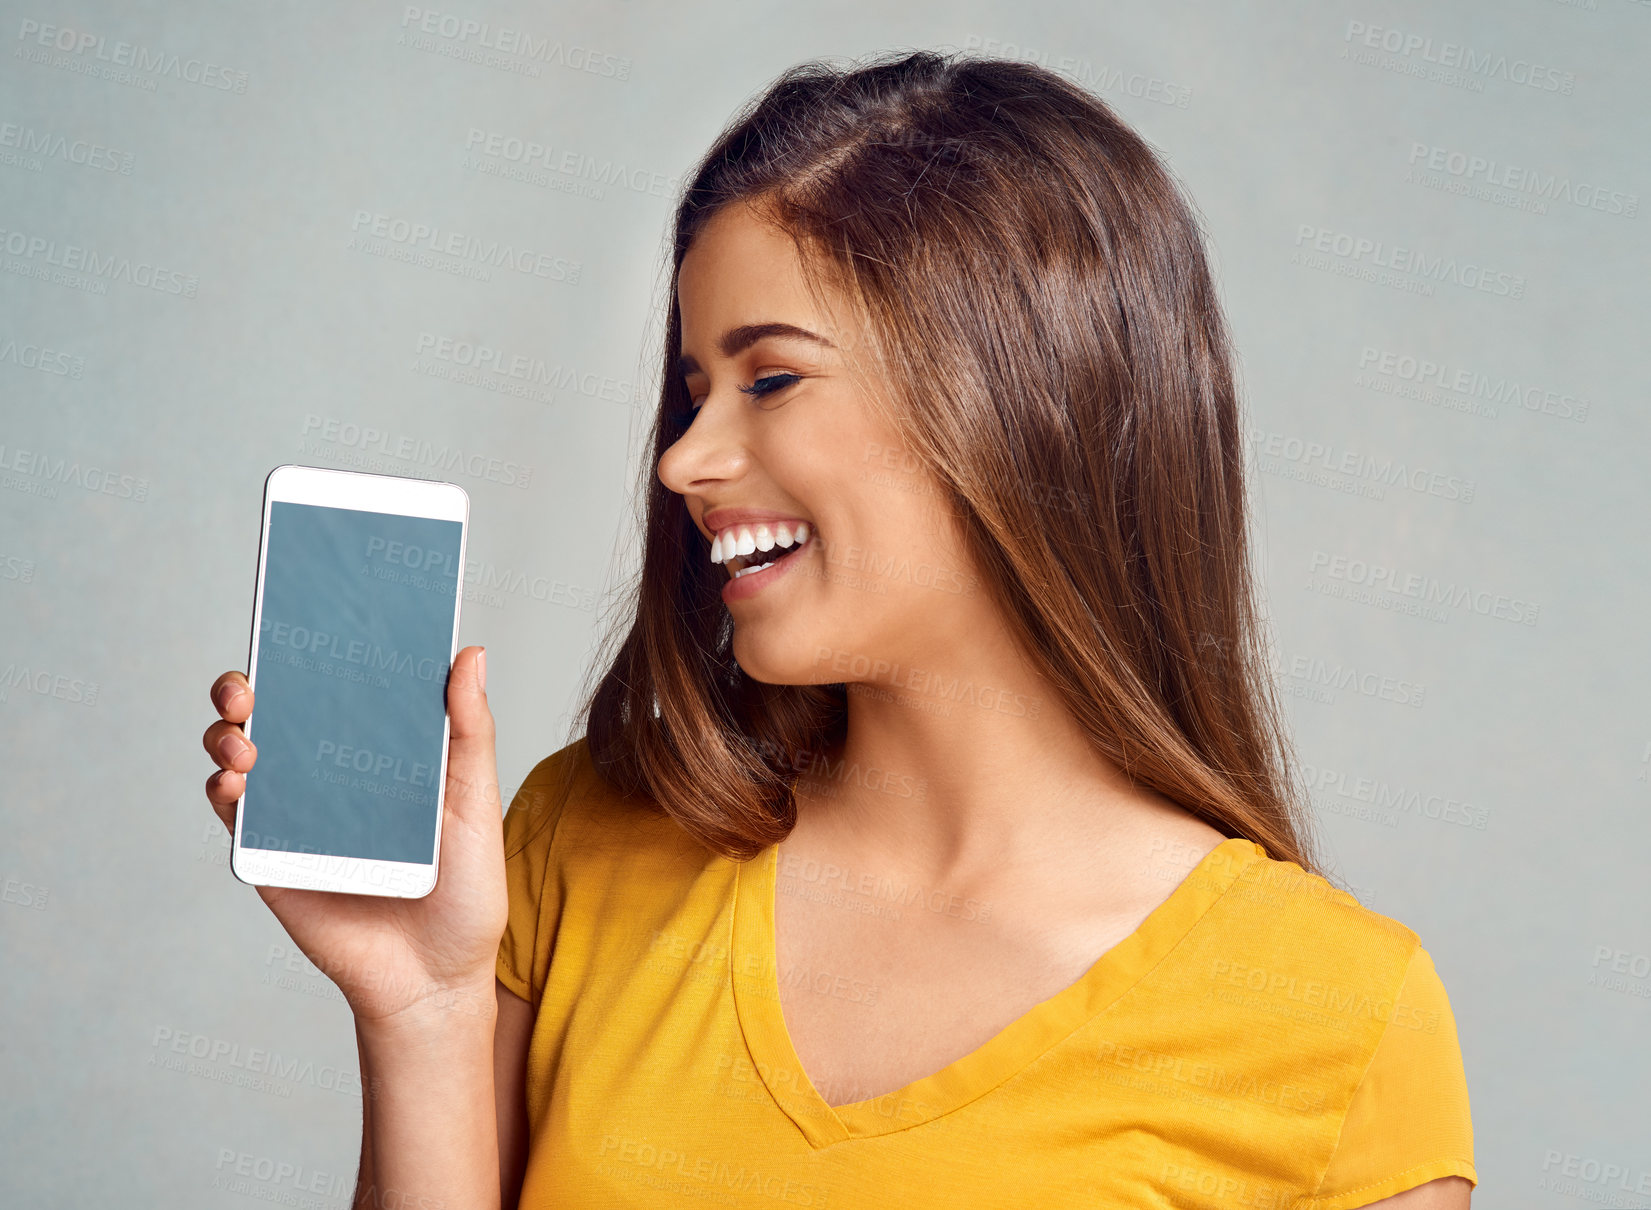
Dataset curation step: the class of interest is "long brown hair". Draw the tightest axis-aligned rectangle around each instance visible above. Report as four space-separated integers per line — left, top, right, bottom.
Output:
573 48 1325 876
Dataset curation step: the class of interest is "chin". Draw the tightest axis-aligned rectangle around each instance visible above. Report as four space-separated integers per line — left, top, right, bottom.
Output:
729 643 805 687
729 620 825 687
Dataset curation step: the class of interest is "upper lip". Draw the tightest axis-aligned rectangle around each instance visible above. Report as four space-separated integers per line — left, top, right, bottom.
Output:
701 507 813 536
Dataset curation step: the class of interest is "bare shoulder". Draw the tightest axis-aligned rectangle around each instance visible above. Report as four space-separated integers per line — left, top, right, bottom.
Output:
1172 812 1229 855
1136 803 1230 874
1084 800 1233 925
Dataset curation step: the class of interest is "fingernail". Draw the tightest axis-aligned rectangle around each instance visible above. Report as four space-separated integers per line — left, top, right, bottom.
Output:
217 733 244 765
477 647 487 692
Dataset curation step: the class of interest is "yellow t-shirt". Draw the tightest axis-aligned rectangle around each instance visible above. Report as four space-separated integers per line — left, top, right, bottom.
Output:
497 738 1476 1209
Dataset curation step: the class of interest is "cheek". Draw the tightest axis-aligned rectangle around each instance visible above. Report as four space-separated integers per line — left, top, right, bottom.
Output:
761 395 967 582
760 409 875 503
777 389 908 493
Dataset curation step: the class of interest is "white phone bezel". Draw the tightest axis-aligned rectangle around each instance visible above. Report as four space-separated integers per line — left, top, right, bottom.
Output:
230 464 469 899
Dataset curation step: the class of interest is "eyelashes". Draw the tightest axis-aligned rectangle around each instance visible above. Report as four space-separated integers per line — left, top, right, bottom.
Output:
668 373 801 427
741 372 802 398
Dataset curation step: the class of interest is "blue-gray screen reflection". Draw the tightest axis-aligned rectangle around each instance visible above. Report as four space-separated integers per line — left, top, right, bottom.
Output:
242 501 462 864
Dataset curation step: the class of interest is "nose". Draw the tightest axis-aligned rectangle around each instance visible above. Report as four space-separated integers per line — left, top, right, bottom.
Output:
656 393 751 499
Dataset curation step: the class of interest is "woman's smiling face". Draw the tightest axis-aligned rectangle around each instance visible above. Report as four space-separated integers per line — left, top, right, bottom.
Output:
658 200 980 688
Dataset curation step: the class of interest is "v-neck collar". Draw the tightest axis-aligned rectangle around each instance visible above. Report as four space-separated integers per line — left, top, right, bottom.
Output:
729 834 1262 1147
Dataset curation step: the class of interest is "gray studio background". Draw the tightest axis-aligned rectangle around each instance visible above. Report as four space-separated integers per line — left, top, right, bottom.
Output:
2 1 1647 1205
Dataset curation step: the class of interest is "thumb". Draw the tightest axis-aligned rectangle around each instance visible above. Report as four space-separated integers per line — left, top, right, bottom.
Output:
444 645 501 819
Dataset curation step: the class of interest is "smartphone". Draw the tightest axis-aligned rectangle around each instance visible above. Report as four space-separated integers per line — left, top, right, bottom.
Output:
231 464 469 898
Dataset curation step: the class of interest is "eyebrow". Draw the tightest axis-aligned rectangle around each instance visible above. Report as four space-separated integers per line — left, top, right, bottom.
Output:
676 322 837 379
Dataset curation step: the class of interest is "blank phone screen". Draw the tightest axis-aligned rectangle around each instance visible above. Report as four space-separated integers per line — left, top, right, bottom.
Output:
242 501 463 864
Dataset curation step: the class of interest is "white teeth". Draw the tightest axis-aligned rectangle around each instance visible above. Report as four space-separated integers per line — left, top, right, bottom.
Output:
708 521 812 566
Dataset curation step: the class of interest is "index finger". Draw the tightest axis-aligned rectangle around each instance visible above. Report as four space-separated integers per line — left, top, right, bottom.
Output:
210 670 253 723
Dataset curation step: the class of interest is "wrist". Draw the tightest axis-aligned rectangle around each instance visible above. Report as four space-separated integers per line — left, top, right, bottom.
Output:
353 977 498 1042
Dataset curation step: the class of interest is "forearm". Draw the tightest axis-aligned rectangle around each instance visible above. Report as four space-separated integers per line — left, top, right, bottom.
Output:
352 1018 376 1210
350 985 501 1210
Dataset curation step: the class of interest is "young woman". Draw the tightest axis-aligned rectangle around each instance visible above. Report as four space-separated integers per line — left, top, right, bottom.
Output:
203 50 1475 1209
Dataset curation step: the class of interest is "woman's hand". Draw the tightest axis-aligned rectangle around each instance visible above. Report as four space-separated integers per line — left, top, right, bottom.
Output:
202 646 509 1025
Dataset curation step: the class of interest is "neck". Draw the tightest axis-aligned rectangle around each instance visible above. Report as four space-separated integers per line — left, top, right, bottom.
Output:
791 650 1195 891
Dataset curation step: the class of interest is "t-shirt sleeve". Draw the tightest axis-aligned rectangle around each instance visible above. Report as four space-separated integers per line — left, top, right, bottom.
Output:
495 742 582 1007
1306 945 1477 1209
